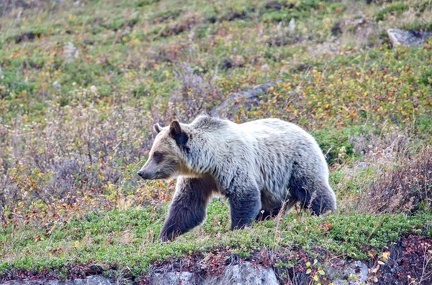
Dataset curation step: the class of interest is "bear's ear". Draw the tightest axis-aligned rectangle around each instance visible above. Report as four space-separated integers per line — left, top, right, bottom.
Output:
153 123 164 134
169 120 188 148
169 120 182 136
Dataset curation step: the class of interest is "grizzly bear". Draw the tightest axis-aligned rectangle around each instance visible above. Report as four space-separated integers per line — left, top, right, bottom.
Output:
138 115 336 242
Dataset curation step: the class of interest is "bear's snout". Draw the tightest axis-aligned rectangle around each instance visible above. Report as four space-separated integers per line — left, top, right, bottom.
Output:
137 170 152 180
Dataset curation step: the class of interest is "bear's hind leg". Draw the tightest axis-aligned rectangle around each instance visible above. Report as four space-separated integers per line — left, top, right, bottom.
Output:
159 175 216 242
308 184 336 215
290 177 336 215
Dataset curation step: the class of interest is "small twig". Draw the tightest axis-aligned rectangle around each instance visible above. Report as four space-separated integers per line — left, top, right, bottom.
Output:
419 248 432 284
151 25 166 41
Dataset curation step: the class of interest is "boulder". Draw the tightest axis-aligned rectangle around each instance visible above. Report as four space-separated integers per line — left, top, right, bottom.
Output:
387 29 432 47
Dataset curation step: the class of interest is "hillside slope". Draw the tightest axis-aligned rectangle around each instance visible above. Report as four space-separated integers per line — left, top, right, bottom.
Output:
0 0 431 284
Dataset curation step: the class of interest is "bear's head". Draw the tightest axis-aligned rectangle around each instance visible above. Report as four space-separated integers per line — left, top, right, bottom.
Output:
138 120 191 180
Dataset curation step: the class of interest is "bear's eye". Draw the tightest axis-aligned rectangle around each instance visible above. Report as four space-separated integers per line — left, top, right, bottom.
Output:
153 151 164 163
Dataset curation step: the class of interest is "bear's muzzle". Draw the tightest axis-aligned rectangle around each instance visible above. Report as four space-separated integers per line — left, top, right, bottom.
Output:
137 170 153 180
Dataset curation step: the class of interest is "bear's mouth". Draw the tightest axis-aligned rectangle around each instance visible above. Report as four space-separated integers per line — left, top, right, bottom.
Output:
137 169 171 180
155 170 173 180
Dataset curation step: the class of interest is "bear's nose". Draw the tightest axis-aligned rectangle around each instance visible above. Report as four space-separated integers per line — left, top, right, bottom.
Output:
137 170 147 179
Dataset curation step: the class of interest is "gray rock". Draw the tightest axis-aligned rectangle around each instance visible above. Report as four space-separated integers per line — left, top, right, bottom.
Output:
150 271 197 285
64 42 79 63
70 275 112 285
148 262 279 285
205 262 279 285
211 81 282 118
326 259 369 285
387 29 432 47
0 280 44 285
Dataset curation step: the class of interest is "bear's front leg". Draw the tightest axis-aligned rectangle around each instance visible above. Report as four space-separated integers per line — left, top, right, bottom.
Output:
159 175 215 242
227 185 261 230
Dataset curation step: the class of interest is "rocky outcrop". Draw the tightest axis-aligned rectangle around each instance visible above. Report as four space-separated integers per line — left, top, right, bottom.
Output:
149 262 278 285
387 29 432 47
211 80 283 119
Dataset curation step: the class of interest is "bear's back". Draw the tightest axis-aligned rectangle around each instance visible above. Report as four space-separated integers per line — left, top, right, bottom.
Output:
239 118 314 147
238 118 328 196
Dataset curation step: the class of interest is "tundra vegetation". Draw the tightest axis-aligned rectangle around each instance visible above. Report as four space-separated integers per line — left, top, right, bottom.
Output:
0 0 431 283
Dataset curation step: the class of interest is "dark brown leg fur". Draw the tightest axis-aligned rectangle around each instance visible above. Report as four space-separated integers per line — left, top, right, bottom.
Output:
159 175 216 242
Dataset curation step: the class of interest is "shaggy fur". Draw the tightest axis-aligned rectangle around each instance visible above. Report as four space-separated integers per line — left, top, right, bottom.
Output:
138 115 336 242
